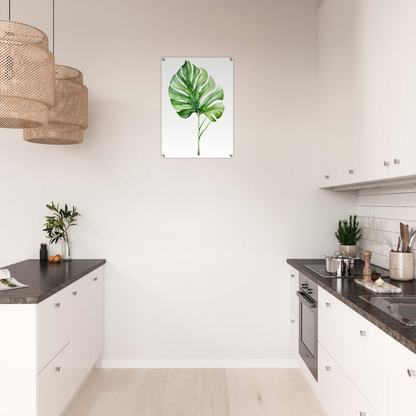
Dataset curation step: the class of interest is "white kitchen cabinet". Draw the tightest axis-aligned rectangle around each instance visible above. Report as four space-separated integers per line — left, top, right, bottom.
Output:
289 266 299 316
356 0 395 183
318 0 333 188
37 286 70 374
70 267 104 396
318 0 416 189
0 264 105 416
37 343 70 416
89 267 104 367
330 0 357 186
345 375 379 416
318 342 346 416
345 307 391 416
391 338 416 415
289 308 299 361
318 287 346 371
393 0 416 178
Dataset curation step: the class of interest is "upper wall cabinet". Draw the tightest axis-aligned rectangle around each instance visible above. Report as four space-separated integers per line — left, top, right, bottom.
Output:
319 0 416 189
318 0 333 188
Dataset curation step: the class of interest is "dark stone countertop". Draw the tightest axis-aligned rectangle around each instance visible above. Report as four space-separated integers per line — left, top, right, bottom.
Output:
288 258 416 355
0 259 106 304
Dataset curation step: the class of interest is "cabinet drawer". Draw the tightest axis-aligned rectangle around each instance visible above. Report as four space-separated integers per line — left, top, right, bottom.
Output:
345 375 378 416
345 307 391 416
318 343 346 416
289 266 299 315
37 343 70 416
37 287 70 373
289 308 299 361
318 287 346 371
391 339 416 416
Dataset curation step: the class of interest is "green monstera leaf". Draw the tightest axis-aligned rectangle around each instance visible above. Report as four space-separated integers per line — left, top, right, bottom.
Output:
169 60 225 156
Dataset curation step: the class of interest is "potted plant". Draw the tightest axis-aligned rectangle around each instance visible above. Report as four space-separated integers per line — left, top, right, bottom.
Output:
335 215 362 258
43 202 80 262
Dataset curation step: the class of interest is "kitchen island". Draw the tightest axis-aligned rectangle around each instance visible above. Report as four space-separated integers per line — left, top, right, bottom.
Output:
0 259 105 416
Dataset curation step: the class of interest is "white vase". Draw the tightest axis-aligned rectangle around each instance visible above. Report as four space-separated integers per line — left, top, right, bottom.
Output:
389 252 414 281
339 244 357 258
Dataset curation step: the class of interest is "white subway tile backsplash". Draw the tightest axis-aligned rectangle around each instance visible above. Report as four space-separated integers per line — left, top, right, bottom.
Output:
357 185 416 277
404 193 416 207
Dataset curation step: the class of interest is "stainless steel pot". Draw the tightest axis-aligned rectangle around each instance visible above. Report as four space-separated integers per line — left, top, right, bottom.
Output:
322 251 355 276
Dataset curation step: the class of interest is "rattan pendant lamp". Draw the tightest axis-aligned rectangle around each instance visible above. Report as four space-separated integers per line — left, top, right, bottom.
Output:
24 0 88 145
0 2 55 128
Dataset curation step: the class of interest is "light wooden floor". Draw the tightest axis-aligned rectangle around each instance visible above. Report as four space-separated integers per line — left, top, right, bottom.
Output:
63 368 326 416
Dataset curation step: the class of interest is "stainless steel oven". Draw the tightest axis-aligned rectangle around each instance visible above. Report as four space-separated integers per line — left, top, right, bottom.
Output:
297 273 318 380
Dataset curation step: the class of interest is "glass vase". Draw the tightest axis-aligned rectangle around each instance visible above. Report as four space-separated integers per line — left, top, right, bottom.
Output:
61 239 72 262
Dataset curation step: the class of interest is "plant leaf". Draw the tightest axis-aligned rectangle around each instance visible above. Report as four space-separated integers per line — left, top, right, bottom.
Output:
169 60 225 123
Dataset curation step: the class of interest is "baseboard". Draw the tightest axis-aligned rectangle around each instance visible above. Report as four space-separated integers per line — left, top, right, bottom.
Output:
101 359 299 369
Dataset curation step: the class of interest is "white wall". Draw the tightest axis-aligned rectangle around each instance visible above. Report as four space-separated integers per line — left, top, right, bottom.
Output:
358 185 416 276
0 0 357 367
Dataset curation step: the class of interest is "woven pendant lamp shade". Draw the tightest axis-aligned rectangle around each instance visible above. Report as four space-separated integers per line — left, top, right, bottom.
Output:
0 20 55 128
24 65 88 145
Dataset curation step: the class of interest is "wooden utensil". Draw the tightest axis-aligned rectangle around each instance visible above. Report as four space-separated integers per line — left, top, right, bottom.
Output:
400 222 410 253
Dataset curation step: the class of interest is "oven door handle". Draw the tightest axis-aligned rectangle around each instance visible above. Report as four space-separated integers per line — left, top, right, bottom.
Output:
297 291 317 308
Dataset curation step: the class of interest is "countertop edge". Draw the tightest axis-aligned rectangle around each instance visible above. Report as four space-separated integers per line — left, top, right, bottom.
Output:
287 258 416 355
0 259 106 305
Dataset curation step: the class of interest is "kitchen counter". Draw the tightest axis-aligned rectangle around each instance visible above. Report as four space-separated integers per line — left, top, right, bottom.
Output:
287 258 416 355
0 259 106 304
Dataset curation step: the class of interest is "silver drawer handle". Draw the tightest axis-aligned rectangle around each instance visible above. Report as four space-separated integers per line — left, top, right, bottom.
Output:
93 277 98 281
55 367 61 372
349 169 354 174
359 412 366 416
360 330 366 337
54 303 60 308
394 158 400 165
326 302 331 307
72 291 77 296
325 366 331 371
407 369 416 378
384 161 390 166
325 175 330 179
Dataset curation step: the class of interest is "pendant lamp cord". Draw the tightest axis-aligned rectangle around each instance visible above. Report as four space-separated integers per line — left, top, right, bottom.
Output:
8 0 10 20
52 0 55 55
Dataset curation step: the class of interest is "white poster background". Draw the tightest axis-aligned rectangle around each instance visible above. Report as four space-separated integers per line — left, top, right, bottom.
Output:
161 57 233 158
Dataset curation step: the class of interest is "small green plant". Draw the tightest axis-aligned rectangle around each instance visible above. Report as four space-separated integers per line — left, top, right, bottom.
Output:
43 202 80 244
335 215 362 245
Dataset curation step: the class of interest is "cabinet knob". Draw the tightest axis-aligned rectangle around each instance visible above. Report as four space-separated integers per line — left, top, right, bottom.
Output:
290 274 295 278
93 277 98 281
384 161 390 167
72 291 77 296
55 367 61 372
54 303 60 308
326 302 331 307
359 412 366 416
290 319 295 323
407 369 416 378
394 158 400 165
325 366 331 371
360 330 366 337
349 169 354 174
325 175 330 179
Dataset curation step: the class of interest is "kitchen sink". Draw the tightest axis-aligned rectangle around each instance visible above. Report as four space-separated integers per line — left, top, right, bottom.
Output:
360 296 416 326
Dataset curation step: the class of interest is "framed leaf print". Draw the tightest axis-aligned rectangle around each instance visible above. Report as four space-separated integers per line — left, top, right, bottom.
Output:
161 57 234 158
